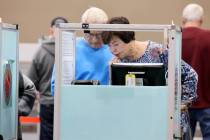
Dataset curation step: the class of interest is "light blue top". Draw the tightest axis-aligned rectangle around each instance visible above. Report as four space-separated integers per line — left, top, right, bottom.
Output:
51 37 113 95
75 38 113 84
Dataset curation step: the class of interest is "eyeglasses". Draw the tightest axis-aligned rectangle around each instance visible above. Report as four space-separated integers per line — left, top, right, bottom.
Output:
85 32 102 39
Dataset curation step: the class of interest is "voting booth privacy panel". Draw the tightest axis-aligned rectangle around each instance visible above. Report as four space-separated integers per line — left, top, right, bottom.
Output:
54 23 182 140
0 23 18 140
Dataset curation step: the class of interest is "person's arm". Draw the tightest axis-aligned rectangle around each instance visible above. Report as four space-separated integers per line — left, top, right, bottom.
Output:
18 73 37 116
158 48 198 104
180 60 198 104
27 50 41 90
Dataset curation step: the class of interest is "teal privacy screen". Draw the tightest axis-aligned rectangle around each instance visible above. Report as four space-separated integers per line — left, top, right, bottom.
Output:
0 28 18 140
59 86 169 140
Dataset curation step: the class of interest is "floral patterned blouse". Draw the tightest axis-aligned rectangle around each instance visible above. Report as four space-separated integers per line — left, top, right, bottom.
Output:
121 41 198 133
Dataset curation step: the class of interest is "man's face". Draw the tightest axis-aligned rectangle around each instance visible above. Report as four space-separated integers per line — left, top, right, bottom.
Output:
49 26 56 38
108 36 128 59
84 31 103 48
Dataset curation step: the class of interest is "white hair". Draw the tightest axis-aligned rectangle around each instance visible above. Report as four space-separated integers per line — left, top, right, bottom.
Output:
182 3 204 21
81 7 108 24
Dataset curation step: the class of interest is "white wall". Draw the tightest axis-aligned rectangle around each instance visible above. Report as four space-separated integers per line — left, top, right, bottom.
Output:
19 43 40 74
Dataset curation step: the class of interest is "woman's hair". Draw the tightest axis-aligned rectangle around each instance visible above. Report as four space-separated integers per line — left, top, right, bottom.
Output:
102 16 135 44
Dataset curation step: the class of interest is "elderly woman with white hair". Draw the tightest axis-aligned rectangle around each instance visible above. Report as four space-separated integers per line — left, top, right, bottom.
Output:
75 7 113 84
51 7 113 96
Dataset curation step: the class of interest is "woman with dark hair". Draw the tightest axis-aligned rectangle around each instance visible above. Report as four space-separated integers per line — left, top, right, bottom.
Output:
102 16 198 140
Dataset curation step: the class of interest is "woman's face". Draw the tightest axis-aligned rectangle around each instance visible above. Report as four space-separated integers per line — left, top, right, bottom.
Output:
109 36 129 59
84 31 103 48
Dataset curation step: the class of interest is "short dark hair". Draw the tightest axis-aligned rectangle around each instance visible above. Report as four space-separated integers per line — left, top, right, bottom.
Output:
50 17 68 27
102 16 135 44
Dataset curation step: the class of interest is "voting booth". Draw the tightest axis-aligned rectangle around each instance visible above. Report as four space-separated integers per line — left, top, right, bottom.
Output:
54 23 182 140
0 23 19 140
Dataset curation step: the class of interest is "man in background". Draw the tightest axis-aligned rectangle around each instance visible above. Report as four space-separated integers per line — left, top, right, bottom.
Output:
28 17 68 140
182 3 210 140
